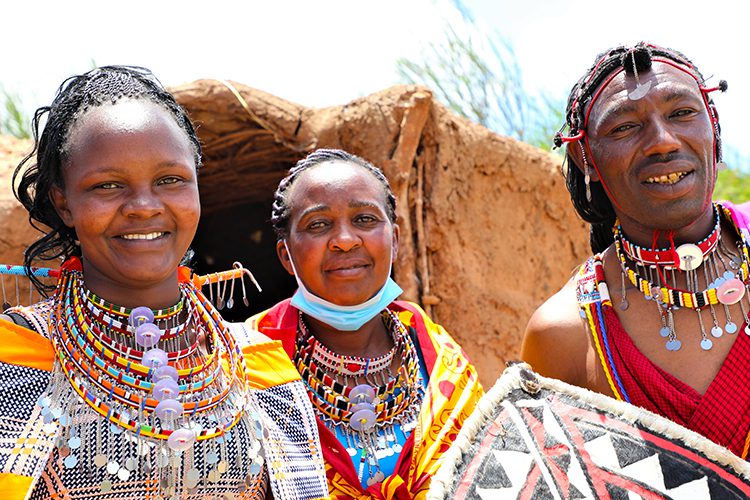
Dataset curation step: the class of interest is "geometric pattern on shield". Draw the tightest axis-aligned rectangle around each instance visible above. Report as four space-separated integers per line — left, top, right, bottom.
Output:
428 364 750 500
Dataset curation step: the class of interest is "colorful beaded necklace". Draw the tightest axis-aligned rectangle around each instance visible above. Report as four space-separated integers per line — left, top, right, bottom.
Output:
295 309 424 485
614 203 750 351
38 258 265 496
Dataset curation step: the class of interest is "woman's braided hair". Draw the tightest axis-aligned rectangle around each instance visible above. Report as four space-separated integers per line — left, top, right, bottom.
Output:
13 65 202 293
270 148 397 240
557 42 723 253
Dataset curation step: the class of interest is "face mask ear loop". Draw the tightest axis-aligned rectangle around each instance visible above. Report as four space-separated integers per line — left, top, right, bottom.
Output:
283 240 299 277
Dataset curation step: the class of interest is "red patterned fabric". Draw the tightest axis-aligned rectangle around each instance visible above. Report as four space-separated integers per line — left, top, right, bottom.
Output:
601 307 750 456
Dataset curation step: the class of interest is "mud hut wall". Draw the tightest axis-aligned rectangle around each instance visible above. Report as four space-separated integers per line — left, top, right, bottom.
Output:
414 109 589 387
0 136 54 303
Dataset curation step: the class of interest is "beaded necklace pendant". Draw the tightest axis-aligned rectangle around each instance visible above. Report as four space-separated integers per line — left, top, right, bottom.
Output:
36 267 266 497
615 203 750 351
295 310 424 485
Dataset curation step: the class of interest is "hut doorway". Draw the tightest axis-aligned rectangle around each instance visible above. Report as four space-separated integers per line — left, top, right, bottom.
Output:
191 196 296 322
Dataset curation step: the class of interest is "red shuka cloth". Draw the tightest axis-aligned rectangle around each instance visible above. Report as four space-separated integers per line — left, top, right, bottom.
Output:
602 306 750 456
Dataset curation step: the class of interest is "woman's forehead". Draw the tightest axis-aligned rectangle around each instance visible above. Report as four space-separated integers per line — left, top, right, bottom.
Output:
290 161 385 201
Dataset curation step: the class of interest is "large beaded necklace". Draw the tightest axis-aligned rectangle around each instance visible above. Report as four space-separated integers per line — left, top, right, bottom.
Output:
614 203 750 351
37 259 266 497
295 309 424 485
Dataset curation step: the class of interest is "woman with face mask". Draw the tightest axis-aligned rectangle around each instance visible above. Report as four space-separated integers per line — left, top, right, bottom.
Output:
247 149 484 499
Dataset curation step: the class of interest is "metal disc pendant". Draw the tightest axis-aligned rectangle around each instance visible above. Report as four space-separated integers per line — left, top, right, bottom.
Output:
393 443 403 453
186 468 200 488
726 322 738 334
659 326 670 338
346 447 357 457
711 325 723 338
628 80 652 100
745 324 750 336
249 462 263 475
117 466 131 481
107 460 120 475
665 339 682 351
125 457 138 471
94 454 107 468
619 298 629 311
63 454 78 468
676 243 703 271
100 480 113 493
700 338 713 350
367 470 386 486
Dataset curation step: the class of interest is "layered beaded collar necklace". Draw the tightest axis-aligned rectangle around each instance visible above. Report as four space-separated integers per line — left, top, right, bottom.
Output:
295 310 424 485
614 203 750 351
38 258 265 496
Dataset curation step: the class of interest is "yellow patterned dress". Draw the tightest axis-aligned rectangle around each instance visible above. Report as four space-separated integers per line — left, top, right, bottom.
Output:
248 299 483 500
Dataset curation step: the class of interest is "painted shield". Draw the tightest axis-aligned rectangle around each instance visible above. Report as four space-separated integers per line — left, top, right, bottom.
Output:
429 364 750 499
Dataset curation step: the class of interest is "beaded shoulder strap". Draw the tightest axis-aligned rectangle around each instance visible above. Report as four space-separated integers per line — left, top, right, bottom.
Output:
4 299 54 339
576 256 630 403
575 256 611 308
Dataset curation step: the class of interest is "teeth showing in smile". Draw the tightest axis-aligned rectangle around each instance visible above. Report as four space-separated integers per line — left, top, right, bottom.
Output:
645 172 688 185
120 232 164 240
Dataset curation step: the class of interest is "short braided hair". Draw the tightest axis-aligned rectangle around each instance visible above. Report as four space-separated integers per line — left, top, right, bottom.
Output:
13 65 202 293
556 42 723 253
271 149 397 240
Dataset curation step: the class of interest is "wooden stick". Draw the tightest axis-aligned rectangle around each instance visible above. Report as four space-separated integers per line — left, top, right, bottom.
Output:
384 90 432 302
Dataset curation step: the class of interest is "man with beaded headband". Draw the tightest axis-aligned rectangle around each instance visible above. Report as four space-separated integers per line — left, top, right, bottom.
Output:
0 66 328 499
521 42 750 458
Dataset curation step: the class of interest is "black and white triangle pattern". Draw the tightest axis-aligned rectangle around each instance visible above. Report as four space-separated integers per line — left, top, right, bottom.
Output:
467 398 731 499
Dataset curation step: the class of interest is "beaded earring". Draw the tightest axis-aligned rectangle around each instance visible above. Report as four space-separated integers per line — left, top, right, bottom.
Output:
579 142 592 202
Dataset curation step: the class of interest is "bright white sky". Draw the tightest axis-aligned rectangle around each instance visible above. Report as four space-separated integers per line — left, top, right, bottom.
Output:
3 0 749 159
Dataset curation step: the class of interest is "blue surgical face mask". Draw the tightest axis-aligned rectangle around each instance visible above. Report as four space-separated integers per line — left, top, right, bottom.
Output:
284 241 403 331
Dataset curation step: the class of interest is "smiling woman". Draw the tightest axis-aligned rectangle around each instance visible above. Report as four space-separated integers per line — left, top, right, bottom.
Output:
248 149 484 499
0 66 327 499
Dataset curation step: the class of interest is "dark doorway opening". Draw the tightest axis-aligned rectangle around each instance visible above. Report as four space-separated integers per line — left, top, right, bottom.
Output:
191 186 296 322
